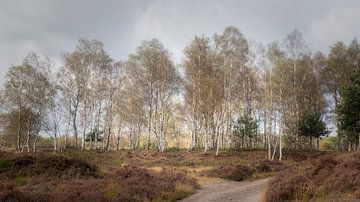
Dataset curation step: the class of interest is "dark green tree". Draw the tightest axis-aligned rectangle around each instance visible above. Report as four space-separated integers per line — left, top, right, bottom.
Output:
233 113 258 149
298 112 329 149
337 68 360 150
85 129 104 143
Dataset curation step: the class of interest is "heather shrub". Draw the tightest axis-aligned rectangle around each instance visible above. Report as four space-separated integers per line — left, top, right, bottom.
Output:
265 153 360 201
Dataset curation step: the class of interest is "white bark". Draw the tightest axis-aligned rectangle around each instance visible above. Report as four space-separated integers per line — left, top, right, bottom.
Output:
279 130 282 161
53 130 57 153
271 136 278 161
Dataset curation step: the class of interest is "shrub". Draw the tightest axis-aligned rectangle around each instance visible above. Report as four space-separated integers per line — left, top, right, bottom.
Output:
0 153 198 202
265 153 360 201
109 166 198 201
2 155 98 179
207 164 254 181
255 160 272 173
36 156 98 178
0 182 30 202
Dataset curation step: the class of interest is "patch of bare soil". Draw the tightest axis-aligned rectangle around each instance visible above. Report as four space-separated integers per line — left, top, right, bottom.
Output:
181 177 271 202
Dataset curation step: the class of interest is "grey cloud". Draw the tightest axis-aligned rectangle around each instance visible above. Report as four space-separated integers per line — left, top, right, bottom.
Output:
0 0 359 84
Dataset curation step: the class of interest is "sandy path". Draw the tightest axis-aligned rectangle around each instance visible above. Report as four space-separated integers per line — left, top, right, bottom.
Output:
181 178 270 202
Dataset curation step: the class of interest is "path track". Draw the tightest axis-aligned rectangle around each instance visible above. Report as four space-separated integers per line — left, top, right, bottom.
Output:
181 178 270 202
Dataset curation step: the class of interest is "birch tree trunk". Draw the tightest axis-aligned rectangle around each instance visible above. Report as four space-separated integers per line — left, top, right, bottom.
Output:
16 125 21 153
72 93 80 150
33 132 39 154
204 120 209 154
279 126 282 161
53 130 57 153
271 136 278 161
26 128 31 152
81 118 87 151
215 128 220 156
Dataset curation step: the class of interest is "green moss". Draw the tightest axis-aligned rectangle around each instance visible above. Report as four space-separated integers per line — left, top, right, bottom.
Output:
0 157 10 170
105 189 118 199
15 177 28 186
164 147 182 153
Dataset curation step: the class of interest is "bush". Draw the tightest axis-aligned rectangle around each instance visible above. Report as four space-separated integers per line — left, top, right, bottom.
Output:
255 160 272 173
1 155 98 179
108 165 198 201
11 155 36 171
36 156 98 178
0 182 31 202
0 153 198 202
207 164 254 181
265 153 360 201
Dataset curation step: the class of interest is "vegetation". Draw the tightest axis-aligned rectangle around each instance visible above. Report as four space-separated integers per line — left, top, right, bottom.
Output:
233 113 258 150
0 26 358 158
0 151 198 202
206 159 281 182
265 152 360 201
297 112 329 149
0 23 359 201
337 68 360 151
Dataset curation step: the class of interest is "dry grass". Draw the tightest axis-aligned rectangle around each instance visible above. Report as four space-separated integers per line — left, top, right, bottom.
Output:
156 183 196 202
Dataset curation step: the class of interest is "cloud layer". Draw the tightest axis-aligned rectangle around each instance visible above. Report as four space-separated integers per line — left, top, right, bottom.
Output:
0 0 359 84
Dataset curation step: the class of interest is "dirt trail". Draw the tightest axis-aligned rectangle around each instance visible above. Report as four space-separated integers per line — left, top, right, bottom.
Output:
181 178 270 202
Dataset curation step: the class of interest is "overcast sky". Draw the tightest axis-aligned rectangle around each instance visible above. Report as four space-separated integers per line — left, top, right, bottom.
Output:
1 0 360 85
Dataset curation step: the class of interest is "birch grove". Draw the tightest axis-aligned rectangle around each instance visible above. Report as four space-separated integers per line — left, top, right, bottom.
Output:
0 26 358 156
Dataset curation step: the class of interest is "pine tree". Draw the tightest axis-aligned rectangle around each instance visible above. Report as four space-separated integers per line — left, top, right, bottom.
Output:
337 68 360 150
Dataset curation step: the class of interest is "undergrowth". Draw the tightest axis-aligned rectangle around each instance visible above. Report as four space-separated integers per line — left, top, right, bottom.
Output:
265 152 360 201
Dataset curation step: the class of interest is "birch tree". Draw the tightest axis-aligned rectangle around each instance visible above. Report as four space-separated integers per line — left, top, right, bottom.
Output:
214 26 250 150
58 38 112 150
1 53 54 153
184 36 224 153
127 39 180 151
